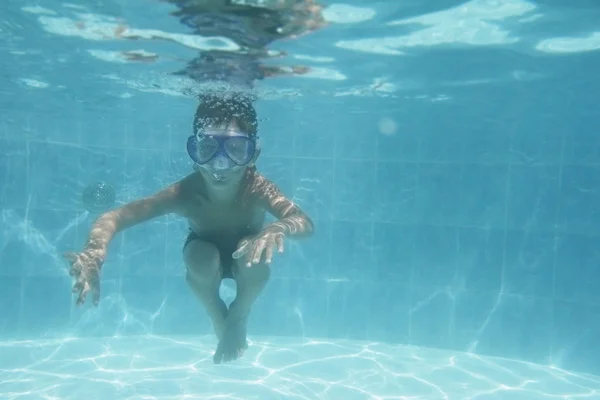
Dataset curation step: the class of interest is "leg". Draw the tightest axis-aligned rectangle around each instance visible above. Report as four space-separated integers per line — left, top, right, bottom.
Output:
184 240 228 340
228 261 270 323
213 260 270 364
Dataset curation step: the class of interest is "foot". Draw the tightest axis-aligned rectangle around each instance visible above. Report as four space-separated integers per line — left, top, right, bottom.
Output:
212 317 248 364
207 302 228 341
213 319 226 341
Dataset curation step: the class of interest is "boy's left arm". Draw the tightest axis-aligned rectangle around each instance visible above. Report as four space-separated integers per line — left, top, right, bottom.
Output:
234 175 313 266
257 176 314 239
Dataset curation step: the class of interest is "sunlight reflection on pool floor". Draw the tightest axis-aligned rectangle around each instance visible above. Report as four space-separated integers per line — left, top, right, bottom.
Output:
0 335 598 400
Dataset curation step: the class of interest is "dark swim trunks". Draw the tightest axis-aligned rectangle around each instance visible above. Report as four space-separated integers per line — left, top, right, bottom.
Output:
183 230 240 279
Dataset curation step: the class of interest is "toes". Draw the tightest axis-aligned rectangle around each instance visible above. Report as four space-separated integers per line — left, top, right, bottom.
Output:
224 348 236 363
213 350 223 364
213 325 247 364
213 345 244 364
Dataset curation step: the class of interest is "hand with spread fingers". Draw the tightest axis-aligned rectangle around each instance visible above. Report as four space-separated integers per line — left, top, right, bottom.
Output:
64 248 105 306
232 229 285 267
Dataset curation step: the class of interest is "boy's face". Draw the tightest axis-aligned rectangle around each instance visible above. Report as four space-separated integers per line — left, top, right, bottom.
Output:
190 120 259 186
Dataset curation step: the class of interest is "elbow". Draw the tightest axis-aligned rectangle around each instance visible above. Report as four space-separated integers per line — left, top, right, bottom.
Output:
303 216 315 237
98 202 144 233
92 210 121 233
308 217 315 235
96 209 118 224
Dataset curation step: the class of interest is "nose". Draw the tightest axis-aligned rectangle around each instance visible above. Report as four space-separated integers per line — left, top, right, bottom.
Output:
212 155 232 171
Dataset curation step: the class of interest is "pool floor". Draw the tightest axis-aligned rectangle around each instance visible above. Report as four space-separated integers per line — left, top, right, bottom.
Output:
0 335 598 399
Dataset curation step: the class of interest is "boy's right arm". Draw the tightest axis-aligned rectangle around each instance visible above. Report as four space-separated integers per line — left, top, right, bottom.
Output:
66 182 183 306
84 183 181 251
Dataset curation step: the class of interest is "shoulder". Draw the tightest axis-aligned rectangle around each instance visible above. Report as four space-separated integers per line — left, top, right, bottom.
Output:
178 172 205 196
159 172 204 211
245 169 281 200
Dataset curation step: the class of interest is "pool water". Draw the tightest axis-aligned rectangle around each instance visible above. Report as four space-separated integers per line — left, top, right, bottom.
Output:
3 0 600 398
2 335 598 400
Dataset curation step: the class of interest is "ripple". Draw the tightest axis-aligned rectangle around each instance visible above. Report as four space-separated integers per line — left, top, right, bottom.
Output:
335 0 536 55
18 78 50 89
322 4 376 24
1 336 599 400
536 32 600 54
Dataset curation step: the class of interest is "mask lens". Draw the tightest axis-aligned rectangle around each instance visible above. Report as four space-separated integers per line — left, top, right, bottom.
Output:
224 137 254 165
195 136 219 163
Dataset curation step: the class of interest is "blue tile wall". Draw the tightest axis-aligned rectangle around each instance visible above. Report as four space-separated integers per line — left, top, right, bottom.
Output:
451 289 500 352
1 91 600 378
376 128 420 163
331 159 375 221
0 138 28 209
502 231 555 298
554 233 600 305
0 276 21 339
20 276 73 338
293 158 334 221
373 162 418 224
408 285 454 349
372 223 414 282
558 166 600 235
506 165 561 232
329 220 374 280
473 294 554 364
552 301 600 374
454 227 504 293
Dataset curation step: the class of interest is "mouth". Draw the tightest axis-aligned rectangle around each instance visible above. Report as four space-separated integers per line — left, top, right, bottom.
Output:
211 172 228 182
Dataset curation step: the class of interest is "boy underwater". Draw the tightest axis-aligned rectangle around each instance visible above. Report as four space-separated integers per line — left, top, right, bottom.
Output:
64 93 314 364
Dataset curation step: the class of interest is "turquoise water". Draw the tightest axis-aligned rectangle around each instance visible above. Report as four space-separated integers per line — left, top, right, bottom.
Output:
1 0 600 399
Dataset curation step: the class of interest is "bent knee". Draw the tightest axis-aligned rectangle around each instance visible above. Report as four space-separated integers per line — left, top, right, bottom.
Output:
235 262 270 285
184 240 220 281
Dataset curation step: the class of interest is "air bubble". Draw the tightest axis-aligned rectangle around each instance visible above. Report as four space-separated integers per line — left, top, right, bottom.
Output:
378 117 397 136
82 181 116 213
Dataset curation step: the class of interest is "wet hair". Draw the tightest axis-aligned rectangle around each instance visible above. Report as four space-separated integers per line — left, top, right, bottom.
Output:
193 92 258 137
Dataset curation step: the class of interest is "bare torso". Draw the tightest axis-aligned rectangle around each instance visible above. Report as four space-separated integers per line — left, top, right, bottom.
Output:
177 172 265 245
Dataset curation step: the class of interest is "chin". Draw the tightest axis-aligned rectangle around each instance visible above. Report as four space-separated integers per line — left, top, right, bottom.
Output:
207 171 244 185
200 167 245 185
211 173 229 183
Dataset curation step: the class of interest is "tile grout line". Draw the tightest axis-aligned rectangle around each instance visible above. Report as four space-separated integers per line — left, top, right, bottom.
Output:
17 139 32 336
324 116 339 337
367 132 378 341
549 121 567 364
407 124 425 345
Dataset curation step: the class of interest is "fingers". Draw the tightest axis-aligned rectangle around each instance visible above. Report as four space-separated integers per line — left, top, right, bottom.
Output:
275 233 284 254
250 239 267 267
91 282 101 307
72 278 83 294
66 253 82 277
238 233 286 267
69 261 83 277
232 240 251 260
213 343 224 364
63 252 78 263
73 274 89 307
264 241 274 264
76 281 91 306
67 251 102 307
263 234 285 264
